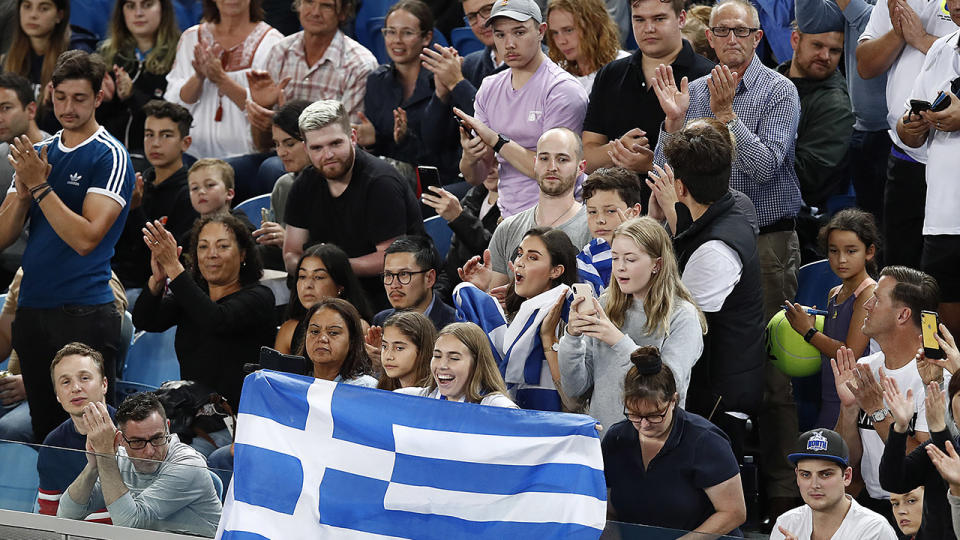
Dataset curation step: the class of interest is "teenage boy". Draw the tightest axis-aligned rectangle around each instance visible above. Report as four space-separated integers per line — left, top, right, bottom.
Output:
112 100 199 289
0 50 133 442
771 429 897 540
37 343 115 522
455 0 589 217
578 167 643 295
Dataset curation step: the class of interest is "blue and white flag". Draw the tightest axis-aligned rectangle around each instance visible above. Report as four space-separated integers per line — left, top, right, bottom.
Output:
577 238 612 297
216 370 607 540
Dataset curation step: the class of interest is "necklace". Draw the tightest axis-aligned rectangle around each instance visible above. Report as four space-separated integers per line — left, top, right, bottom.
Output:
536 200 579 228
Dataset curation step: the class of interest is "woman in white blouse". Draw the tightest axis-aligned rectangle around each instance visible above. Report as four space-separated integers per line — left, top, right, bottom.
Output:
164 0 281 158
397 322 517 408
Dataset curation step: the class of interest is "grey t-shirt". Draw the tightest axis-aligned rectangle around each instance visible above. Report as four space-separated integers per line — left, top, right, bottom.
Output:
489 204 591 275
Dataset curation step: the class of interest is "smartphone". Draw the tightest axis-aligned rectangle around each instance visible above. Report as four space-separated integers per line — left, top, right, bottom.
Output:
922 310 945 360
571 283 595 314
416 166 442 196
457 117 475 138
258 346 311 375
260 207 273 224
910 99 932 116
931 91 950 112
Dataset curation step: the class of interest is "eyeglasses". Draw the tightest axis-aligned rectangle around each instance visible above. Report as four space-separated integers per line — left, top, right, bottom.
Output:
710 26 760 37
121 432 171 450
382 270 429 285
381 27 425 40
463 4 493 25
623 402 672 424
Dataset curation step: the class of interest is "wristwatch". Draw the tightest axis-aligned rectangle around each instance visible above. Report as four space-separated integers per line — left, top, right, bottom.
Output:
802 328 818 343
725 117 738 130
869 407 891 422
493 134 510 154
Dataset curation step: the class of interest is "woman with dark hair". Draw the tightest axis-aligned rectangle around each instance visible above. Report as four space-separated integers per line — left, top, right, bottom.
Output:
458 227 579 411
357 0 459 181
603 347 746 534
300 298 376 387
1 0 71 130
164 0 282 158
377 311 436 390
545 0 627 93
132 214 276 410
275 243 373 355
97 0 181 171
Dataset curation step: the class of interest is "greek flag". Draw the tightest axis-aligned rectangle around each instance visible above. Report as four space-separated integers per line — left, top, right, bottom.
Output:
577 238 612 297
216 370 607 540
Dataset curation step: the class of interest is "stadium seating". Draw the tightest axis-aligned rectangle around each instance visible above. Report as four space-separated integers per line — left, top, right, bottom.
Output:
0 442 38 513
423 215 453 260
234 193 272 230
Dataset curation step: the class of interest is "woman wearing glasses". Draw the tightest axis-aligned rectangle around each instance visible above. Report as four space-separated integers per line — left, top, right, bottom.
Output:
602 346 746 534
356 0 460 182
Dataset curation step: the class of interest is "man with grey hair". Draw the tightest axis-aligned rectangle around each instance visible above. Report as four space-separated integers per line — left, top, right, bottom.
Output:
282 99 424 310
649 0 803 522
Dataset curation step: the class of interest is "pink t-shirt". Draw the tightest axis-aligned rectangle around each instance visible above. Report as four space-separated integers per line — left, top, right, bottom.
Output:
474 57 588 217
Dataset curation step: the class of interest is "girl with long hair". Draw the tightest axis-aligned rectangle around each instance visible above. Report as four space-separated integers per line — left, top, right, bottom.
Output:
376 311 436 391
97 0 181 169
545 0 626 92
396 322 516 407
557 217 706 433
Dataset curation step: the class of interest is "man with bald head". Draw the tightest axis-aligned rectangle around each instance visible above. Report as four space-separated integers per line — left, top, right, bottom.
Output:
475 127 592 292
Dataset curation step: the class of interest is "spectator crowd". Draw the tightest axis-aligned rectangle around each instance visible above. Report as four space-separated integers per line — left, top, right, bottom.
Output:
1 0 960 536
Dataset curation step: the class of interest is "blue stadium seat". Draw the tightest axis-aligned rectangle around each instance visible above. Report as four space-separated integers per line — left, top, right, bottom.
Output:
451 27 484 56
209 469 224 501
115 380 160 401
0 442 39 512
116 310 135 379
355 0 396 50
423 215 453 260
123 327 181 387
234 193 272 230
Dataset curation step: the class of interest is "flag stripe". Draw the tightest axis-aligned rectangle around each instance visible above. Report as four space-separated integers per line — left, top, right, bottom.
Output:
392 424 602 467
233 443 304 514
318 469 605 539
390 453 606 497
238 371 313 429
329 382 600 454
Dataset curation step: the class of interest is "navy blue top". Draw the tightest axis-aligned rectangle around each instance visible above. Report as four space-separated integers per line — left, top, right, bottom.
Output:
39 406 117 493
372 296 458 331
602 408 742 535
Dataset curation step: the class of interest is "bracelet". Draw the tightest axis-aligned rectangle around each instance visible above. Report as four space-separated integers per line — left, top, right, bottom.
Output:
802 328 818 343
34 186 53 203
29 182 49 195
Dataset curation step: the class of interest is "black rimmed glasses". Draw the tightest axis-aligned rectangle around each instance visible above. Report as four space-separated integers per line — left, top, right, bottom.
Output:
121 432 171 450
382 270 429 285
463 4 493 25
623 402 673 424
710 26 760 37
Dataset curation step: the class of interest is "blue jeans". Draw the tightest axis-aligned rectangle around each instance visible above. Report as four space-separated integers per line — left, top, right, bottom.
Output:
0 400 33 443
190 427 233 459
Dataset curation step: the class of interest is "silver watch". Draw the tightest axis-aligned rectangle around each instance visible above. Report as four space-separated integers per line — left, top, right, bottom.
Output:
869 407 891 422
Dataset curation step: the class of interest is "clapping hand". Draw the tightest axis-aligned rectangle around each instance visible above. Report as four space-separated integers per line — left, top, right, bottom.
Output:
924 380 948 432
458 249 494 291
365 325 383 365
927 441 960 494
650 64 689 133
880 371 914 433
831 346 859 407
848 364 885 413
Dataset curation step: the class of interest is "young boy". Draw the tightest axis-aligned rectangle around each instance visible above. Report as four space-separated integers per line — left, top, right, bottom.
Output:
578 167 643 295
113 100 199 289
771 429 897 540
187 158 235 218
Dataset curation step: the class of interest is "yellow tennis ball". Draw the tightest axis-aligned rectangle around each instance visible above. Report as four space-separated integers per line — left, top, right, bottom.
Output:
767 311 825 377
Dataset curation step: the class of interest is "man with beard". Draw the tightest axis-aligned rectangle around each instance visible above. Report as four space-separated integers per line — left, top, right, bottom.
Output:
282 99 424 310
473 127 591 291
778 22 855 208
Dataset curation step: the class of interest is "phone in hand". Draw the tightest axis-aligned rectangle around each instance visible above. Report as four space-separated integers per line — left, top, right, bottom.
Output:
910 99 932 116
571 283 595 314
416 166 442 196
260 207 273 224
457 117 475 138
930 91 950 112
922 310 945 360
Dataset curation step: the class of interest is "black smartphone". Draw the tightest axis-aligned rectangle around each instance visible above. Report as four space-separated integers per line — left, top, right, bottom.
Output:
910 99 932 116
257 346 311 375
921 310 945 360
417 165 442 196
457 117 475 138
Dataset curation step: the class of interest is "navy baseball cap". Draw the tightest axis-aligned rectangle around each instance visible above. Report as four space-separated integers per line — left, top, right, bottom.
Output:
788 429 850 467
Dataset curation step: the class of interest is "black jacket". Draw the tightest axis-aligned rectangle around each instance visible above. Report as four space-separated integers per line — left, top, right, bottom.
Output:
880 427 955 540
436 184 500 305
96 48 170 159
674 191 765 415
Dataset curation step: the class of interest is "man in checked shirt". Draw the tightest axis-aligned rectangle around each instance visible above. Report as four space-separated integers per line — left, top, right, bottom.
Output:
649 0 804 524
